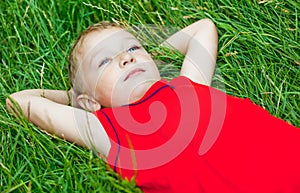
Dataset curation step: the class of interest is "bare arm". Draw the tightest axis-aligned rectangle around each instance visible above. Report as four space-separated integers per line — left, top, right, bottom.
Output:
164 18 218 85
6 89 111 157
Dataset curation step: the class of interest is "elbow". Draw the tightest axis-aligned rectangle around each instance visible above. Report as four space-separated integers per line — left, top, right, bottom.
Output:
6 94 17 114
198 18 218 40
201 18 215 27
6 95 13 111
199 18 217 32
6 93 23 114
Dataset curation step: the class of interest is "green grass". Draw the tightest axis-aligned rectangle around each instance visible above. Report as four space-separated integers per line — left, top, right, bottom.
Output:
1 0 299 192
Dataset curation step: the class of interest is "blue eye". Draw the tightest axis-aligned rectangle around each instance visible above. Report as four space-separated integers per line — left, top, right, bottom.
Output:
128 46 140 53
99 58 111 67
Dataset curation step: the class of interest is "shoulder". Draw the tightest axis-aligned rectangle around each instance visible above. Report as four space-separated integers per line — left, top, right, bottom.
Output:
170 75 207 88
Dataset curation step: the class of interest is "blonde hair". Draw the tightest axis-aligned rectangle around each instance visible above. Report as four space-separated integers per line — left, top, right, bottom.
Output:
68 21 122 95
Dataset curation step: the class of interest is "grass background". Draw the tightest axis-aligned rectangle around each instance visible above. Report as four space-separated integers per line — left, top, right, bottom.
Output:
1 0 299 192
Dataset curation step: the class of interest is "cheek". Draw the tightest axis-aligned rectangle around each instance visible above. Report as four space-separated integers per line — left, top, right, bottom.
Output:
95 74 112 96
94 68 120 104
95 81 113 107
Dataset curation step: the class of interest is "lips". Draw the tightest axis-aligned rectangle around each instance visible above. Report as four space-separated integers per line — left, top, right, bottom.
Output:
124 68 145 81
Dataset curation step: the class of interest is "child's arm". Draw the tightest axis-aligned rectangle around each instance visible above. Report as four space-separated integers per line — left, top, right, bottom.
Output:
6 89 111 157
164 18 218 85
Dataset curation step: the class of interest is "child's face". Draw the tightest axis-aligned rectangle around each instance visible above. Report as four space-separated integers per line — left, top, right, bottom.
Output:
79 27 160 107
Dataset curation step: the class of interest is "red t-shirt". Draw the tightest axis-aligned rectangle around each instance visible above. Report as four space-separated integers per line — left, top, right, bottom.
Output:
94 76 300 193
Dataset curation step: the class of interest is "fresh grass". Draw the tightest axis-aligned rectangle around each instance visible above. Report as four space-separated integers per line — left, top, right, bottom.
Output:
1 0 299 192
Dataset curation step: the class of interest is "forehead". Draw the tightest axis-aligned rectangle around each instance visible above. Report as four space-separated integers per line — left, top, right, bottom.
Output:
81 27 139 55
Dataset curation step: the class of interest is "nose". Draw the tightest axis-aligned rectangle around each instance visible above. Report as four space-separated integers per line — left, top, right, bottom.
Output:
119 53 136 68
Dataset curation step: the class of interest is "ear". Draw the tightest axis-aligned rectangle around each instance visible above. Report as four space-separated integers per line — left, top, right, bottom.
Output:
77 94 101 112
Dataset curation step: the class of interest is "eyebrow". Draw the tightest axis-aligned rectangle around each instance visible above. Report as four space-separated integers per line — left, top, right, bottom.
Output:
86 47 105 68
125 36 140 43
87 35 140 66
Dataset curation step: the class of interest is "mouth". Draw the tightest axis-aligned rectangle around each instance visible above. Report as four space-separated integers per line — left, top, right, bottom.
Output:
124 68 145 81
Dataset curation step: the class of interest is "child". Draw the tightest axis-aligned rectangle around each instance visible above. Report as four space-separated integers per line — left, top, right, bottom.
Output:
6 19 300 193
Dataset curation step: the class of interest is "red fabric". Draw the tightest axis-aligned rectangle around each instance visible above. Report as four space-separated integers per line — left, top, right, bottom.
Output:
94 76 300 193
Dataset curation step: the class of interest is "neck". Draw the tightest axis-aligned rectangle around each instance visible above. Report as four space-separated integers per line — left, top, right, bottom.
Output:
129 79 159 104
